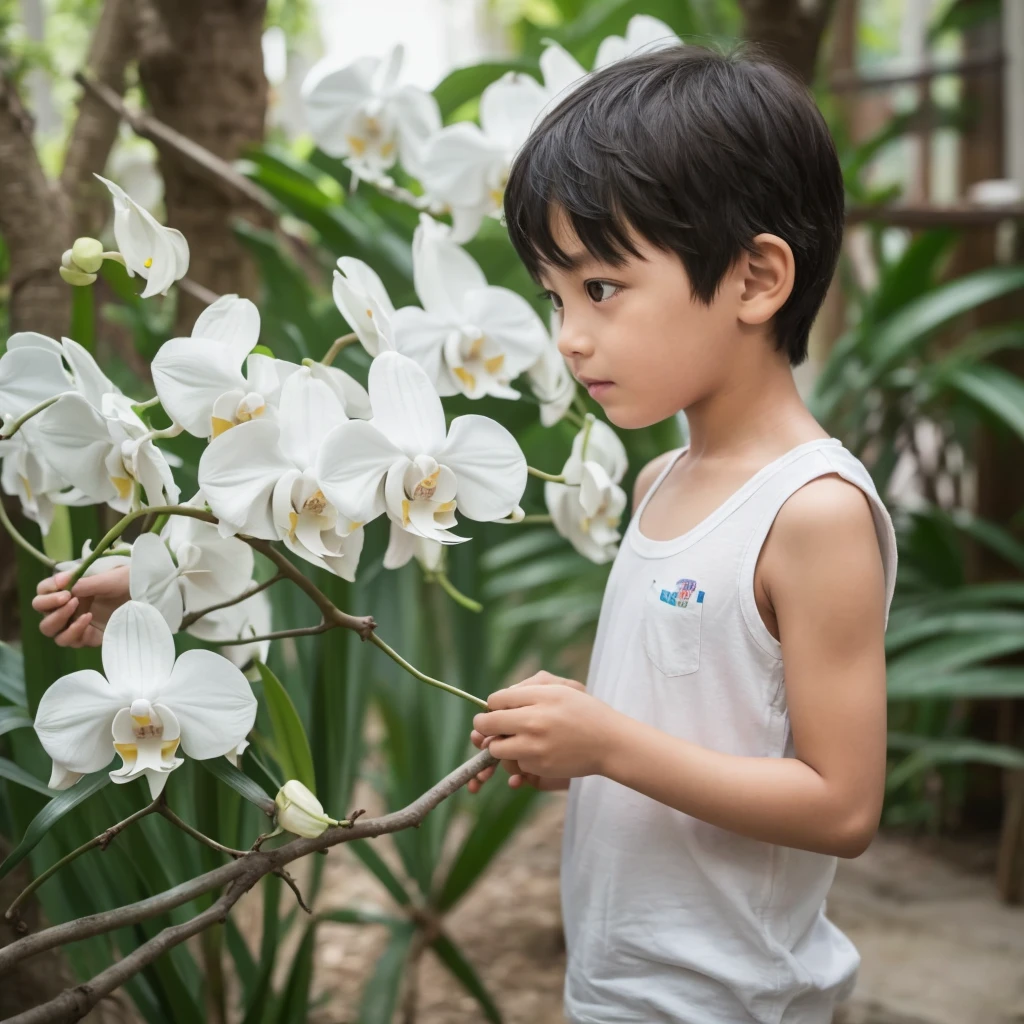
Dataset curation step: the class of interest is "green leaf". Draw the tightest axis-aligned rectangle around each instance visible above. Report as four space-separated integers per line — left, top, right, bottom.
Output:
318 906 405 927
0 641 26 706
350 839 413 907
198 757 276 816
358 921 416 1024
887 738 1024 792
0 756 55 796
255 661 316 792
942 363 1024 444
433 61 540 119
431 932 502 1023
437 783 538 911
0 705 33 737
0 771 110 880
887 666 1024 700
273 920 318 1024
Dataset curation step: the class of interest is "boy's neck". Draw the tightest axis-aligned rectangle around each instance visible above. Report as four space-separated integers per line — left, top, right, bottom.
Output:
681 344 826 463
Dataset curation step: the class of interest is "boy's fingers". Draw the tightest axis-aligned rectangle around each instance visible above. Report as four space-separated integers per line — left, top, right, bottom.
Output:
55 612 93 648
36 571 72 595
473 709 526 735
470 729 485 749
39 597 79 637
71 566 129 598
32 590 72 613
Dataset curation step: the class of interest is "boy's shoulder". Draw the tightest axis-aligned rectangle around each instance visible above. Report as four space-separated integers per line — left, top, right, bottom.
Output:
631 448 680 510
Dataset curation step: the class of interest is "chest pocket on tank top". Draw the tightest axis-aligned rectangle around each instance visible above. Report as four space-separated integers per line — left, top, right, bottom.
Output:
642 576 704 677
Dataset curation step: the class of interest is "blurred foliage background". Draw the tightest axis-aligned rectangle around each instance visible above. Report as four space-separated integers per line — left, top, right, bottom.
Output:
1 0 1023 1021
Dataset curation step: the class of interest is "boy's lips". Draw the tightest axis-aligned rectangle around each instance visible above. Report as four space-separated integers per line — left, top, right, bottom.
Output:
577 375 614 398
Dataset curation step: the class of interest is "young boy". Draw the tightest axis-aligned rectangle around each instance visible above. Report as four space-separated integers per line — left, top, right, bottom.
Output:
30 42 896 1024
467 45 897 1023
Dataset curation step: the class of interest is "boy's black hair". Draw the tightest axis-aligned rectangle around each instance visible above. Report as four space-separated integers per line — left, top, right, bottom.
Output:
503 44 845 367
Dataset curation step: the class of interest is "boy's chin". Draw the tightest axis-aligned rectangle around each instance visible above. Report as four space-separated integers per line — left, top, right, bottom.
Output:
601 400 673 431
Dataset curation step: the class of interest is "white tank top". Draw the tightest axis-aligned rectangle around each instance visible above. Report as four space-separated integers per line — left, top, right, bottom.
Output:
561 437 898 1024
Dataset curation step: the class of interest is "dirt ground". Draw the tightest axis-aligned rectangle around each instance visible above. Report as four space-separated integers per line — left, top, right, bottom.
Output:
297 791 1024 1024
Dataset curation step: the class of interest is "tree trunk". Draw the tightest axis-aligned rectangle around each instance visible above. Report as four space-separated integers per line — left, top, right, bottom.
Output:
738 0 838 83
136 0 270 335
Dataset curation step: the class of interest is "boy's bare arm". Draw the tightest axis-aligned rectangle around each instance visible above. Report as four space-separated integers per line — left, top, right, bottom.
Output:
473 475 888 858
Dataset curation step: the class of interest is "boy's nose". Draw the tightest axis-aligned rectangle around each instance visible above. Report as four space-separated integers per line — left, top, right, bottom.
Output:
556 321 594 360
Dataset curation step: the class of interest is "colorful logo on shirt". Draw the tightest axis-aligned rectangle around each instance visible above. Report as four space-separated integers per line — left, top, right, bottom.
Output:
659 578 704 608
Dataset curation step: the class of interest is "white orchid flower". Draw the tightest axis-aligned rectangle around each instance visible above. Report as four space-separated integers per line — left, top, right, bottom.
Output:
198 366 365 580
0 331 120 413
45 394 173 510
301 43 441 183
187 590 272 674
94 174 189 298
383 521 443 572
332 257 397 357
316 350 526 545
545 416 629 564
0 432 64 533
594 15 680 67
538 42 588 104
34 601 257 800
527 312 576 427
152 294 371 440
390 215 547 399
275 779 340 837
417 73 549 242
128 505 254 632
35 392 179 512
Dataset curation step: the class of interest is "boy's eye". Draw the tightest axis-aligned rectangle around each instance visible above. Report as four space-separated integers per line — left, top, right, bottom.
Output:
539 289 564 311
585 280 619 303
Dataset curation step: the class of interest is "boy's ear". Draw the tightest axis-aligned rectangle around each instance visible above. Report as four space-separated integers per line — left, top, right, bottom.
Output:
737 233 795 328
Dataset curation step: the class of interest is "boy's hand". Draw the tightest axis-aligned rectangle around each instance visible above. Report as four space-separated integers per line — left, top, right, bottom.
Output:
32 567 131 648
468 672 585 793
470 671 616 786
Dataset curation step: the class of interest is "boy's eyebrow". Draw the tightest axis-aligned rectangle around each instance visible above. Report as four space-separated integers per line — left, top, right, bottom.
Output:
539 250 601 282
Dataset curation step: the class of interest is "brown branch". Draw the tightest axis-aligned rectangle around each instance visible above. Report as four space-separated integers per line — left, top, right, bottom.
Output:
0 748 498 1020
60 0 138 239
846 203 1024 227
179 573 284 629
829 52 1004 92
72 71 277 213
205 620 333 646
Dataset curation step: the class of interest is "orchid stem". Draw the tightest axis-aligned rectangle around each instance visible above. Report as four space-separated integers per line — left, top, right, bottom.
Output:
564 410 585 429
520 514 553 524
180 572 285 629
430 571 483 613
527 466 566 483
5 800 159 921
67 504 215 587
0 393 67 440
148 513 169 535
0 499 56 569
133 395 162 411
156 804 248 859
367 633 488 709
320 332 358 366
206 621 332 646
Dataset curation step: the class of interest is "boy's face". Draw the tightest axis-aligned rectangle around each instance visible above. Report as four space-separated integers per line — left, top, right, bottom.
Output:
537 208 749 430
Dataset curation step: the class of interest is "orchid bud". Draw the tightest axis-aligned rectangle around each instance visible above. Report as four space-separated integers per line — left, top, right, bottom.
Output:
274 780 339 838
59 265 98 287
71 236 105 274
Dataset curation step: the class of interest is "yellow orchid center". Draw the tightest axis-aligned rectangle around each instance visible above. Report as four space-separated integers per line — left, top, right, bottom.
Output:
144 257 154 268
211 416 234 438
111 475 133 499
302 489 328 516
410 468 440 502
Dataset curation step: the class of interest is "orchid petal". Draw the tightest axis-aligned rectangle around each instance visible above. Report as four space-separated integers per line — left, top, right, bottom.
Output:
0 346 72 416
152 340 248 439
383 521 417 569
191 294 260 366
367 350 446 456
129 533 184 632
34 393 117 502
33 670 122 775
479 72 547 151
61 337 119 408
160 649 256 759
278 369 348 470
198 419 293 538
308 362 372 420
462 286 549 376
441 414 527 521
412 214 487 319
102 601 176 697
315 420 397 523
